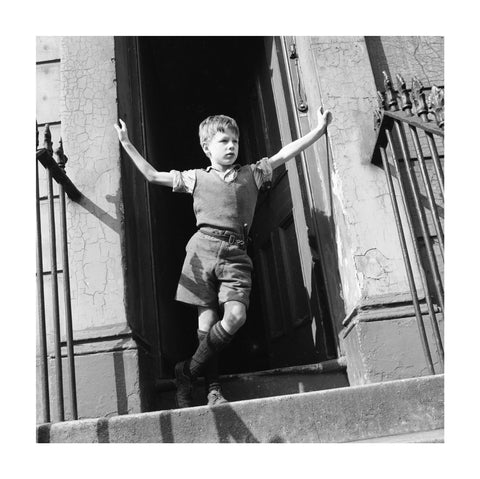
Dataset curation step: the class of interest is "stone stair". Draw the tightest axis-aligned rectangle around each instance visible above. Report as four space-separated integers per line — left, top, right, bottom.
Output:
154 358 349 410
36 373 444 443
348 428 444 443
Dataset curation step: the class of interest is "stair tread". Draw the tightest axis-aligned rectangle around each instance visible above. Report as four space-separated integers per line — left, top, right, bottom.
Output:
348 428 444 443
37 374 444 443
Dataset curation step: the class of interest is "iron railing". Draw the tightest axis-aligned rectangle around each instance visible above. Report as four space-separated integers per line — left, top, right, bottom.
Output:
371 72 444 375
36 123 81 423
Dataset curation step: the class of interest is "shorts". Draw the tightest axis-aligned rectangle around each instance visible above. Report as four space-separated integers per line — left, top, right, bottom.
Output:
175 230 253 309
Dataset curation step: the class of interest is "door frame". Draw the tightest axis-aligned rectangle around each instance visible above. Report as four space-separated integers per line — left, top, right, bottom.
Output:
114 36 165 377
115 36 341 378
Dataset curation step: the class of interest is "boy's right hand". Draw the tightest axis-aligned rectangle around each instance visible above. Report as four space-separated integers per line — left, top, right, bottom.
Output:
317 107 333 131
114 119 129 143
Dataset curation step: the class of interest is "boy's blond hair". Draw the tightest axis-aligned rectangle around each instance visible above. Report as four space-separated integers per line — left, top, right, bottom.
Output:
198 115 239 146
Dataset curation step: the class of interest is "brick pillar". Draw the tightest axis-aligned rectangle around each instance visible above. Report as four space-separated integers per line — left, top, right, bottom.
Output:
294 36 443 384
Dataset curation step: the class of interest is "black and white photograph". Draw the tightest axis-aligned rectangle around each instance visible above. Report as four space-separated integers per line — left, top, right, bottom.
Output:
35 33 445 442
4 0 478 475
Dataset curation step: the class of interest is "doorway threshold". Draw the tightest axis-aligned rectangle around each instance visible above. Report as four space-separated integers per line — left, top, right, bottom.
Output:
153 357 349 411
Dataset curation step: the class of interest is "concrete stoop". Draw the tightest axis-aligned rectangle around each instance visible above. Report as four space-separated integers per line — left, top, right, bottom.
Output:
348 428 444 443
154 359 350 410
37 374 443 443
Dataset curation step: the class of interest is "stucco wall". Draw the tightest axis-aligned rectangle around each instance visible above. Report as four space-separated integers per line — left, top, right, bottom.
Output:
365 36 444 90
36 36 143 422
59 37 127 332
295 36 412 317
342 312 444 385
292 36 444 383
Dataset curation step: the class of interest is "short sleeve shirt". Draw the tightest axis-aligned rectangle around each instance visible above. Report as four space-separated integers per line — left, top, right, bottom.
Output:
170 158 273 194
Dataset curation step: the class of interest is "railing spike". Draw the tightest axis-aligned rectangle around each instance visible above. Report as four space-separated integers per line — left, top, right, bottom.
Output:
36 121 39 150
412 76 429 118
396 74 413 114
427 85 444 129
54 137 67 169
377 90 386 110
382 71 398 111
43 124 53 153
374 91 385 131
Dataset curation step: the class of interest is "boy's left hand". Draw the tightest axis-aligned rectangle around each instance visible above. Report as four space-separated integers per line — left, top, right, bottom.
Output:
317 107 332 130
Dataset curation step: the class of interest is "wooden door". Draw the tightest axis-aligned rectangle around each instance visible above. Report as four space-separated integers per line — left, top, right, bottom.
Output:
244 39 321 368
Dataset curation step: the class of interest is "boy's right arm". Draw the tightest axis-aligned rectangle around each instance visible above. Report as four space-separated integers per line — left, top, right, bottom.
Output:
114 119 173 187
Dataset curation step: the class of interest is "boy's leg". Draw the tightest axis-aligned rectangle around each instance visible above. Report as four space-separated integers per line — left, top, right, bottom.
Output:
198 306 218 332
189 301 246 377
175 301 246 407
175 306 218 409
220 300 247 335
197 306 221 393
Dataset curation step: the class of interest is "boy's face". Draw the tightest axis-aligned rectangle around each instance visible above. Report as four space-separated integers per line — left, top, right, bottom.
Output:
202 128 239 171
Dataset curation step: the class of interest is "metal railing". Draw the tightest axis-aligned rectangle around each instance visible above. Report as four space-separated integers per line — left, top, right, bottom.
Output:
36 123 81 422
371 73 444 375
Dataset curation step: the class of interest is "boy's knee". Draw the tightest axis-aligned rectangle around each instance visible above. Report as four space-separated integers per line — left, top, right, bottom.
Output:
198 306 219 331
223 302 247 330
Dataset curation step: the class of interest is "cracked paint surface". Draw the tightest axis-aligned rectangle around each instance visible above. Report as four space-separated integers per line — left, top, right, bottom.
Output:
299 37 413 311
367 36 444 90
60 37 126 331
353 248 395 295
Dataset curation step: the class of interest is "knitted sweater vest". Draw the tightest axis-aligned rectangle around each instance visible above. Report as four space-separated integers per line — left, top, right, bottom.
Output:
193 166 259 235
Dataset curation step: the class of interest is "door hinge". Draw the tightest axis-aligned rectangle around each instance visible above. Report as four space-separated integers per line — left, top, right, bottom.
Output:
288 42 308 113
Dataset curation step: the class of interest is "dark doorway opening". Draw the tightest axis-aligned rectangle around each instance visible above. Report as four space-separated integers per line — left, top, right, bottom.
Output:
136 37 331 377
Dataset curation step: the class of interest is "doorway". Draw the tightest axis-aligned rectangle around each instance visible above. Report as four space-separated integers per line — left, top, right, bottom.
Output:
125 37 336 376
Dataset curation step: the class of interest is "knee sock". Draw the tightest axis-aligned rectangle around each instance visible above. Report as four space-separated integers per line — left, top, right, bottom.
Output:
197 329 220 392
186 321 233 379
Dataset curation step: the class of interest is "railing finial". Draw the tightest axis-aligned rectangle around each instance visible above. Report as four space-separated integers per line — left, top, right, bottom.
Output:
412 76 429 119
376 90 386 110
396 74 412 114
427 85 444 129
43 124 53 153
374 91 385 131
54 137 68 169
383 71 398 111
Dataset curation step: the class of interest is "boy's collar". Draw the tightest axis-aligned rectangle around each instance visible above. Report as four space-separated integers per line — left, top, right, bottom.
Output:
206 164 240 173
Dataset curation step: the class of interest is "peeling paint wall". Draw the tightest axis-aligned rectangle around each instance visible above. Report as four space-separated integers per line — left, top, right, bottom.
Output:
293 36 445 384
36 37 143 421
296 37 411 316
365 36 444 90
342 313 444 385
59 37 127 332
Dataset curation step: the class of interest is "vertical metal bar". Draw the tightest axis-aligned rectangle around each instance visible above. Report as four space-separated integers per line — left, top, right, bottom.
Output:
379 144 435 374
424 132 444 200
385 130 444 367
58 179 78 420
55 140 78 420
47 169 65 422
408 126 444 258
36 161 51 423
412 78 444 200
393 120 445 313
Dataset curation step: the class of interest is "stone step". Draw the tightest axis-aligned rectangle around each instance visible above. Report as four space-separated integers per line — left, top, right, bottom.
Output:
154 359 349 410
37 373 444 443
348 428 444 443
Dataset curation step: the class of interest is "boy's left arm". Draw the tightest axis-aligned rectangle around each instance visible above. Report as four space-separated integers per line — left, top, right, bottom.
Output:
268 108 332 170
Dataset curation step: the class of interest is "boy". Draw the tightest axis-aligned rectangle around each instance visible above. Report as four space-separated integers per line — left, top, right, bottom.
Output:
114 107 332 408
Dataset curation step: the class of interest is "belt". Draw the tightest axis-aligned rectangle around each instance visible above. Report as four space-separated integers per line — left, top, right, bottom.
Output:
200 228 248 249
